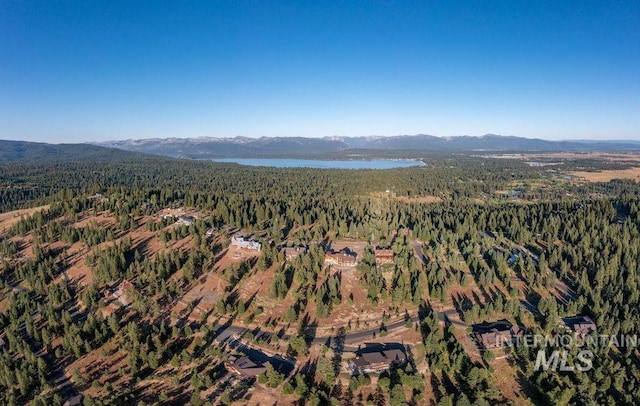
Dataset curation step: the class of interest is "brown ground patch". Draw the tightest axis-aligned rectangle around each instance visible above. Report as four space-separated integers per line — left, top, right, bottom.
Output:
174 272 228 321
570 167 640 182
9 233 34 259
237 262 303 332
65 341 131 397
57 241 95 286
492 356 535 406
0 297 9 313
71 212 115 229
329 239 367 260
56 214 197 288
480 152 640 163
393 195 443 204
0 204 50 232
216 246 260 271
448 284 487 307
156 207 211 219
369 191 443 204
326 267 389 330
242 388 281 406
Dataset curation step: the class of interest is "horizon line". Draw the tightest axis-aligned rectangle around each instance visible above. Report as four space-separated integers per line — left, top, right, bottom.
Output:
3 133 640 145
90 134 640 144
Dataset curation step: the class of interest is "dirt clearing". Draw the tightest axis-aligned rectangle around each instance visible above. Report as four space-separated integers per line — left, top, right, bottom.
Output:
0 205 50 232
570 167 640 182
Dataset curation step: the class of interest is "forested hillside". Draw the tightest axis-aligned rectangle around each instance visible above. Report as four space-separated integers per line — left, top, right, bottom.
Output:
2 150 640 405
0 140 148 164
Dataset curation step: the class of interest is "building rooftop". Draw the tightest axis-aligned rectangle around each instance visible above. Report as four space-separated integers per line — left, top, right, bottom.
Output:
566 315 597 336
283 246 307 259
374 248 394 264
351 347 407 369
228 356 267 377
231 236 262 251
474 321 522 348
325 248 357 265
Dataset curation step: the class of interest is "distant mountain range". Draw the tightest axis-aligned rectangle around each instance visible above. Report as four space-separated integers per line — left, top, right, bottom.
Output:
94 134 640 158
2 135 639 164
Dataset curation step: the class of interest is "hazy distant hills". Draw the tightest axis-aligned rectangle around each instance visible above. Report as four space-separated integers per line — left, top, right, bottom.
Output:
95 136 349 158
95 134 640 158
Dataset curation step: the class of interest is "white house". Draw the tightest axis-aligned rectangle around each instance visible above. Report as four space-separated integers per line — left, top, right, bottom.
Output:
231 236 262 251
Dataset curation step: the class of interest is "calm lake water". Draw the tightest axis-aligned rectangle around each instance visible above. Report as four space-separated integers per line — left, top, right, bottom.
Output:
211 158 425 169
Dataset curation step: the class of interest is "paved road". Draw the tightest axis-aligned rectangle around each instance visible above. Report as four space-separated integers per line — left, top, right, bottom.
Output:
314 314 421 346
213 312 421 350
411 241 426 264
224 336 296 373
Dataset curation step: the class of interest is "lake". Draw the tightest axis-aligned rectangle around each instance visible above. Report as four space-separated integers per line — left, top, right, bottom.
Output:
211 158 425 169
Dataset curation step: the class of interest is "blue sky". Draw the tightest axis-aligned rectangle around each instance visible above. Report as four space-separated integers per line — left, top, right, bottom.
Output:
1 1 638 143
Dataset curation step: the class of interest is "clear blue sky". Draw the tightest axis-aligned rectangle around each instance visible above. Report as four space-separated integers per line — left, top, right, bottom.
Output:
1 1 639 143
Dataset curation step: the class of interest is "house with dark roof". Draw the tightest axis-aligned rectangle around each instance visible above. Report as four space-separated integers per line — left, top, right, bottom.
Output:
348 345 407 374
176 215 195 226
474 321 523 349
507 252 519 265
226 355 268 377
563 315 597 337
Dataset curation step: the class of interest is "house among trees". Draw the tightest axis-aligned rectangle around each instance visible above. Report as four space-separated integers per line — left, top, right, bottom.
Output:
88 193 109 204
374 248 394 265
176 215 195 226
231 236 262 251
103 280 135 308
226 355 268 377
563 315 597 337
474 321 523 349
325 248 357 266
348 344 407 374
283 246 307 260
507 250 521 265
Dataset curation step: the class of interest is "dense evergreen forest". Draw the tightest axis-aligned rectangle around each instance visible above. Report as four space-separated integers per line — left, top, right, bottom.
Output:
2 153 638 213
2 153 640 405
